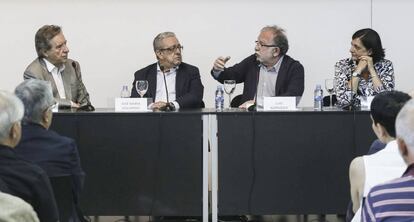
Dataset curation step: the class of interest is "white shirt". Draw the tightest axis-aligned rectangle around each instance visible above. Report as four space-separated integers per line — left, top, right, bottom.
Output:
155 64 180 109
43 59 66 99
0 192 39 222
256 56 284 108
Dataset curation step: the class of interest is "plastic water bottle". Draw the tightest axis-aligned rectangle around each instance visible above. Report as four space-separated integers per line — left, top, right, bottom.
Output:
120 85 130 98
215 85 224 111
314 84 323 111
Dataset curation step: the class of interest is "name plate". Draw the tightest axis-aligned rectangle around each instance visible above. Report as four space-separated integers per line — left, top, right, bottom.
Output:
115 98 149 112
263 97 297 111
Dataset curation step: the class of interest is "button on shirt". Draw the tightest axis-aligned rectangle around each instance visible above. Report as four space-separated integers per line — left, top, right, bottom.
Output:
155 64 180 109
43 59 66 99
256 56 284 108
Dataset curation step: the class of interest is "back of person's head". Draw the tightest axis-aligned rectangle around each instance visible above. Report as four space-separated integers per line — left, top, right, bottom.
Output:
35 25 62 58
0 91 24 144
14 80 54 125
261 25 289 55
371 91 411 138
352 28 385 64
396 99 414 152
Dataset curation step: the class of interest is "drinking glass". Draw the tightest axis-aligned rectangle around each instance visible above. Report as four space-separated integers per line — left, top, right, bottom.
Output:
223 80 236 108
136 80 148 98
325 78 335 109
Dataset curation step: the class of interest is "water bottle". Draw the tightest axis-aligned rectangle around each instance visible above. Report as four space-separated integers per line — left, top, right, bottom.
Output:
314 84 323 111
215 85 224 111
120 85 130 98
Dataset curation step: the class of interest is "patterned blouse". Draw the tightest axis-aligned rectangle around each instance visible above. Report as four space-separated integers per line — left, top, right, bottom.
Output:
334 58 395 107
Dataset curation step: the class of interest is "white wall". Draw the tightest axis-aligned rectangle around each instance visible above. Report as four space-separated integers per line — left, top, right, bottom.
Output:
0 0 411 108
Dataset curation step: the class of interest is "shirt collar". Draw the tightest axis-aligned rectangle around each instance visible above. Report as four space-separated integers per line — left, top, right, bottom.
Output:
157 63 179 75
43 58 65 73
259 55 284 72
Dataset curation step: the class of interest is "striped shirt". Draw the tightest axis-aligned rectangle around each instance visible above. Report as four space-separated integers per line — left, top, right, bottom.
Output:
362 164 414 222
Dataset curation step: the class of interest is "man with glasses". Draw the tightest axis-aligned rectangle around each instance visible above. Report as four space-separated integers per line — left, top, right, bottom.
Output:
24 25 92 109
131 31 204 110
14 79 85 221
0 90 59 222
211 25 304 109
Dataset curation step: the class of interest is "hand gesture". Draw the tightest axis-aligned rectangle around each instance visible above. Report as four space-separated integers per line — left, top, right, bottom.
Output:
213 56 231 72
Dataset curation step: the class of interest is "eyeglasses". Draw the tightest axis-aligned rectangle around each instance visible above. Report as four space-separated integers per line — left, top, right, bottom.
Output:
255 41 277 48
158 44 184 53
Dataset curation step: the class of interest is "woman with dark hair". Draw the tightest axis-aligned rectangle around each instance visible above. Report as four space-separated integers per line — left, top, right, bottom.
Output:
334 28 395 108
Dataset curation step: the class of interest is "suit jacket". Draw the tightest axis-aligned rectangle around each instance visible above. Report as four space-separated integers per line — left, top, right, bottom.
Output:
15 123 85 199
211 54 304 104
0 144 59 222
24 58 92 107
131 62 204 109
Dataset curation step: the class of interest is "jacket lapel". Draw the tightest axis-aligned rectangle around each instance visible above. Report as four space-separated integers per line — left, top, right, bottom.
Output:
148 64 157 101
61 66 73 101
39 59 60 98
175 64 184 98
275 56 288 96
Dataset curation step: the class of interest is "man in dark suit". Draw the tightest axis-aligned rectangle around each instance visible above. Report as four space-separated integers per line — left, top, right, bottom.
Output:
211 25 304 109
14 79 85 221
131 31 204 110
0 90 59 222
24 25 92 109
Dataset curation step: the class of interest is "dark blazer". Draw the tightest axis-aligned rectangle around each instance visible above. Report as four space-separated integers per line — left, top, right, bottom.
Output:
0 144 59 222
24 58 92 107
15 123 85 215
211 54 304 104
131 62 204 109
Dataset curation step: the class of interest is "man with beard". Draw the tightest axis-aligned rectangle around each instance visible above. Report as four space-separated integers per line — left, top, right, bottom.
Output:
211 25 304 109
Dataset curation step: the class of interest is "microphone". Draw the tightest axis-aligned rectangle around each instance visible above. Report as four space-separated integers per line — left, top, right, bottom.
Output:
248 65 260 111
159 65 174 111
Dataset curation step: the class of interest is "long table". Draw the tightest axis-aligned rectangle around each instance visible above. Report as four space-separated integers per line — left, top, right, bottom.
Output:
212 109 375 217
51 108 375 219
51 109 206 217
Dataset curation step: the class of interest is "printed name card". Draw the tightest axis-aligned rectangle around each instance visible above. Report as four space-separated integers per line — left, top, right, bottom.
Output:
115 98 149 112
263 97 297 111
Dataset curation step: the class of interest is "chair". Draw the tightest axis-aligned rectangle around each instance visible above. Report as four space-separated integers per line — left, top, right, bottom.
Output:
49 176 75 222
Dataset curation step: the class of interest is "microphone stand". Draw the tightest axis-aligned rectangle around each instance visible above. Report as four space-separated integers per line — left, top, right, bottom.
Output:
248 66 260 112
159 65 174 111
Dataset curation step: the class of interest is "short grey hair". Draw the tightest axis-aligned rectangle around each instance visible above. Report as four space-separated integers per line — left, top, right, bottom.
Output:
0 90 24 143
396 99 414 151
14 79 54 125
153 32 176 51
261 25 289 55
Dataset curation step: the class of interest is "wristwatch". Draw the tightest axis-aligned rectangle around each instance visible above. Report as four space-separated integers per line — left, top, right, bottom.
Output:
352 71 360 78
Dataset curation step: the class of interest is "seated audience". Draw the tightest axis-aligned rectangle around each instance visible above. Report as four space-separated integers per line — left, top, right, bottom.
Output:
362 98 414 221
0 90 58 222
349 91 411 222
14 79 85 221
334 29 394 109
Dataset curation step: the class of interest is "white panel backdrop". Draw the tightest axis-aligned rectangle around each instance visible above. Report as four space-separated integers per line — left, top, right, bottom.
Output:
0 0 411 108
